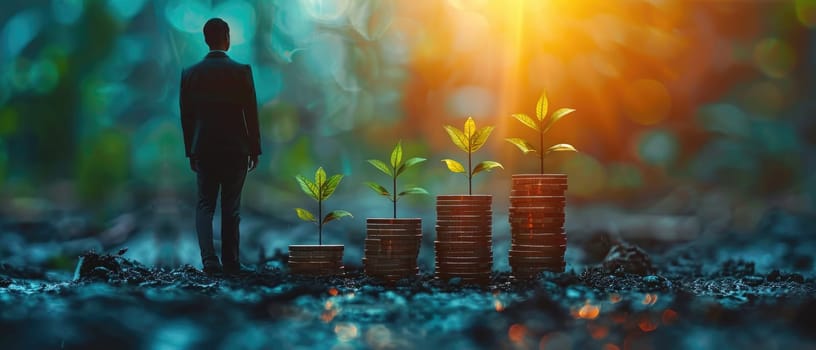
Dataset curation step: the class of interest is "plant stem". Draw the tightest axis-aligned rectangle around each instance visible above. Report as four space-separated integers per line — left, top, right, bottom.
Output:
468 150 472 195
393 172 397 218
539 127 544 174
318 198 323 245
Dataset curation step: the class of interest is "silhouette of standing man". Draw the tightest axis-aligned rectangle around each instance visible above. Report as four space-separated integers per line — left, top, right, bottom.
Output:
180 18 261 275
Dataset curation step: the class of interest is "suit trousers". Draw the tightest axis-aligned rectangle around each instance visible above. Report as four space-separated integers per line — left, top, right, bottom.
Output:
194 154 248 266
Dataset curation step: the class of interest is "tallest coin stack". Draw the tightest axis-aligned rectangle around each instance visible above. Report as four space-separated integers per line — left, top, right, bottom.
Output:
508 174 568 278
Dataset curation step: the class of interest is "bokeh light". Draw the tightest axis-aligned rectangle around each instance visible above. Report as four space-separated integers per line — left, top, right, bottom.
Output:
622 79 672 126
637 129 678 168
795 0 816 27
0 0 810 234
2 10 43 57
753 38 795 79
52 0 84 25
107 0 147 20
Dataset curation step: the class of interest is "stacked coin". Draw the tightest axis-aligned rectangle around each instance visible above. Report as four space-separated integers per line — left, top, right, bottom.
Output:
435 195 493 284
288 245 344 275
509 174 567 278
363 218 422 281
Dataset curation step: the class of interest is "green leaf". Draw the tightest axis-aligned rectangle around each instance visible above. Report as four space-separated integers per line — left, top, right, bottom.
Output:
321 174 343 200
295 208 317 222
390 141 403 169
506 138 537 154
464 117 476 140
543 108 575 133
365 181 390 197
443 125 469 153
323 210 353 224
512 113 540 132
295 175 319 201
315 167 327 189
544 143 578 155
398 187 429 196
470 126 494 152
396 157 426 176
536 92 549 121
367 159 392 177
471 160 503 176
441 159 466 173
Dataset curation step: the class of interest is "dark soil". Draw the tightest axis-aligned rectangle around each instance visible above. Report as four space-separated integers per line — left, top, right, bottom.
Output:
1 209 815 349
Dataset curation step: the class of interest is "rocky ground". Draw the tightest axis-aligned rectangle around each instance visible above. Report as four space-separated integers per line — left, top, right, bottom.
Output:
1 208 815 349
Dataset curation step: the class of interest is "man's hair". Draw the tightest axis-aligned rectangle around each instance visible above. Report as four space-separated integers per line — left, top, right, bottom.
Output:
203 18 229 48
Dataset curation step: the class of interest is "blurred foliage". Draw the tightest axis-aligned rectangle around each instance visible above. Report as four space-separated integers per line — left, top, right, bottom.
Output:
0 0 813 221
76 128 130 205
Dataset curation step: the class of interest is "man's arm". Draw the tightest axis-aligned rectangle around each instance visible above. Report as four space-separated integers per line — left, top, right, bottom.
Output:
243 65 261 171
244 65 262 157
180 69 197 172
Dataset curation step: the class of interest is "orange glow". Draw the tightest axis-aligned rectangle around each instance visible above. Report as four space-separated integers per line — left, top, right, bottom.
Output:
588 323 608 340
576 301 601 320
609 294 622 303
334 323 359 342
508 323 527 343
638 315 659 332
603 344 620 350
611 312 628 324
398 0 719 167
494 300 505 312
321 309 338 323
642 293 658 305
328 287 339 296
621 79 671 125
322 300 338 322
662 309 679 325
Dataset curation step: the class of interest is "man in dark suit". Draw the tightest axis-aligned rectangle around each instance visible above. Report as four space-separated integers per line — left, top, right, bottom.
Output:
180 18 261 275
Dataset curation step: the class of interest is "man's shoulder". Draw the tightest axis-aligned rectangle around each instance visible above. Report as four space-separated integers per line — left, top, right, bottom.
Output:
225 57 252 71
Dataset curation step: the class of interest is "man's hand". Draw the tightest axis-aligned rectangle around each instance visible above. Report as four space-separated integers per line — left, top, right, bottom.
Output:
189 157 199 172
248 155 259 172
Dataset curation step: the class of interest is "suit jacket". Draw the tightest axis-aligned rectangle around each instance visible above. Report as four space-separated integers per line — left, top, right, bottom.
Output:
180 51 262 159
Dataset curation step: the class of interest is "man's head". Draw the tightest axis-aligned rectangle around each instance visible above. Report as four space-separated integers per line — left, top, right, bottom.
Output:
203 18 230 51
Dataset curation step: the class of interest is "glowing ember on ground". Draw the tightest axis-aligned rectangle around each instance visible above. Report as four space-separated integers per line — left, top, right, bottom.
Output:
576 301 601 319
328 287 339 296
494 299 505 312
322 300 339 323
588 323 609 340
662 309 679 325
638 315 659 332
334 323 359 342
642 293 658 305
609 293 622 303
508 324 527 343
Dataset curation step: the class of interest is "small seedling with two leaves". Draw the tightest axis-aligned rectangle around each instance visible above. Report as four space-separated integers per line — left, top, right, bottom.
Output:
295 167 353 245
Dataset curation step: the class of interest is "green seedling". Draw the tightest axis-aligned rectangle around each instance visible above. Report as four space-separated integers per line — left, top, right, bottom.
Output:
442 117 504 195
506 91 578 173
365 141 428 218
295 167 353 245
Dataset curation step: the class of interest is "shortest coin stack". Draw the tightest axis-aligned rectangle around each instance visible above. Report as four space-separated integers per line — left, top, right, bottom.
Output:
509 174 567 278
288 245 344 275
363 218 422 281
435 195 493 285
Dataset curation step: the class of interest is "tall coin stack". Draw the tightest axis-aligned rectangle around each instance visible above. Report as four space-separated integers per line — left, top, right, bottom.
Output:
508 174 567 278
363 218 422 281
434 195 493 284
288 245 344 275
